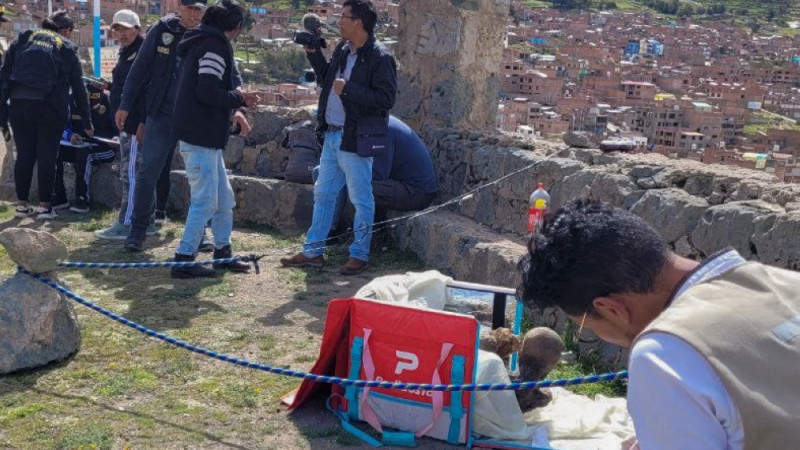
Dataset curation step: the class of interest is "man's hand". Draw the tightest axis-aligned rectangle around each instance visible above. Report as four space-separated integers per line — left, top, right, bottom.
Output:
333 78 346 95
241 92 260 107
233 111 251 137
135 122 146 144
70 133 83 145
115 109 129 131
85 129 94 138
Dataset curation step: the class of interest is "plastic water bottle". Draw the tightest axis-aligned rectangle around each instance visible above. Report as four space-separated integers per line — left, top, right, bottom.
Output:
527 183 550 233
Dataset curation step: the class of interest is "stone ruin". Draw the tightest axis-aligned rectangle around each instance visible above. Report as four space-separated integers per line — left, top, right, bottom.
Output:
0 228 80 374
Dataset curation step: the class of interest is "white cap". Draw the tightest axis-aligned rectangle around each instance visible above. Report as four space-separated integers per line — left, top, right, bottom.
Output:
111 9 140 29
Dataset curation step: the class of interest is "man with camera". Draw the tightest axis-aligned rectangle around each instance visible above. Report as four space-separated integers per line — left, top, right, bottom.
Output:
280 0 396 276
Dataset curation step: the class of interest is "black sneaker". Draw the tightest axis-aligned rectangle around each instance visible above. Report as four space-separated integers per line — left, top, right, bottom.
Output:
70 197 89 213
171 253 217 279
212 245 251 273
154 210 167 226
51 197 70 210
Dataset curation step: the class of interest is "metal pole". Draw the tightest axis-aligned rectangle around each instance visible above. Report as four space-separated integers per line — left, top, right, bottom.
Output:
93 0 100 76
47 0 52 17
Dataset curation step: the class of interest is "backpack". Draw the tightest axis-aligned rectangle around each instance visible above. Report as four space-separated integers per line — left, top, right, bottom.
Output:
282 121 321 184
10 29 64 95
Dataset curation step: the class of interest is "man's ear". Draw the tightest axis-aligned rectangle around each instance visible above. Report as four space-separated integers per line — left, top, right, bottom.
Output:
592 295 631 325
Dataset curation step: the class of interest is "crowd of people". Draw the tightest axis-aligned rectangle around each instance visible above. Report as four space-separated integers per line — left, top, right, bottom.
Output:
0 0 436 279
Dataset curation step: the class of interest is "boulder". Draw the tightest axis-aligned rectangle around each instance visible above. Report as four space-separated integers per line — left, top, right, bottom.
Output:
0 228 68 273
562 131 595 148
0 272 81 374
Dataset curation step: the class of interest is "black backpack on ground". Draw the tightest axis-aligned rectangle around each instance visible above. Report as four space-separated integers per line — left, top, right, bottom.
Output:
282 121 321 184
10 29 64 96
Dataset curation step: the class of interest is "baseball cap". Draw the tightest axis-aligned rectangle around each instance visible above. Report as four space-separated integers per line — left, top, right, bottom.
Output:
180 0 207 7
111 9 140 28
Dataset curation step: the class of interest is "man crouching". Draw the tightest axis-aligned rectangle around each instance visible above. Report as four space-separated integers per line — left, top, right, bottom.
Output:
170 0 258 278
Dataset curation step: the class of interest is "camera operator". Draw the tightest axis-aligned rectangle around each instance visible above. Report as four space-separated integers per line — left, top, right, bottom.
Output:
280 0 396 276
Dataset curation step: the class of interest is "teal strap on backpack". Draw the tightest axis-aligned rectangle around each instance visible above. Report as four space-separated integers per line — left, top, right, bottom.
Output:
382 430 416 447
327 396 382 448
447 355 466 444
345 337 364 421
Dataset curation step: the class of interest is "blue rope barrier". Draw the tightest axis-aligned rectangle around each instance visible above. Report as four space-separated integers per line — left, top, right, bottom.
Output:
21 268 628 391
58 255 264 274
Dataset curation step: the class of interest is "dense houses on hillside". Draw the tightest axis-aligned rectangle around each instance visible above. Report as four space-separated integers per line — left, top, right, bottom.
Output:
1 0 799 182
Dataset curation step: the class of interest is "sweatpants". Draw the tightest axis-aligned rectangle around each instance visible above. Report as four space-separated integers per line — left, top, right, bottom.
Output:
54 143 116 202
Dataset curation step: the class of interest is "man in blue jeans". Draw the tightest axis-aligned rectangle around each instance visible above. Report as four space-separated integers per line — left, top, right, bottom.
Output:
169 0 257 278
115 0 205 251
280 0 396 276
313 115 439 235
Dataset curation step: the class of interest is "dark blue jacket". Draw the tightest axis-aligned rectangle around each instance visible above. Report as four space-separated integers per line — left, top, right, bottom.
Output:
308 35 397 153
172 24 243 149
110 35 144 134
0 29 92 131
373 116 438 194
119 15 185 118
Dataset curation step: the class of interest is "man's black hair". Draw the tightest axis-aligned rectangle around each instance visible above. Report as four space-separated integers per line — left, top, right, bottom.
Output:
201 0 244 32
42 10 74 32
518 199 670 316
343 0 377 35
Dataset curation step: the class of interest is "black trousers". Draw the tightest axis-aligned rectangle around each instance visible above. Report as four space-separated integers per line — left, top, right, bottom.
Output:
9 99 67 204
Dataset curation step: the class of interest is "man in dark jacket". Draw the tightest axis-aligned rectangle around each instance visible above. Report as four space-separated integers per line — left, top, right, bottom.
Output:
0 11 93 220
280 0 397 276
95 9 147 239
169 0 257 278
115 0 205 251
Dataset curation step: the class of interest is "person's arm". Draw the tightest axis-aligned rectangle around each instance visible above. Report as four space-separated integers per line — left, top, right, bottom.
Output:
194 43 245 108
340 51 396 111
67 48 93 134
0 37 18 132
305 41 335 82
119 23 159 113
627 333 744 450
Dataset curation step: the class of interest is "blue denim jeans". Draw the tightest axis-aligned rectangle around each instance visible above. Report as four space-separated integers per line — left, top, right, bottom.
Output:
176 141 235 256
303 129 374 261
130 112 177 231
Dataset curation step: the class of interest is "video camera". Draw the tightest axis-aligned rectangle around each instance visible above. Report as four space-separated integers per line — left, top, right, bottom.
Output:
293 30 326 49
293 13 329 49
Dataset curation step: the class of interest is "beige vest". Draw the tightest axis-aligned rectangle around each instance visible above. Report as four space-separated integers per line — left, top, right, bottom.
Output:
639 262 800 450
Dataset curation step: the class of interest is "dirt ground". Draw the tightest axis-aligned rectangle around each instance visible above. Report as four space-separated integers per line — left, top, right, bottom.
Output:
0 206 464 449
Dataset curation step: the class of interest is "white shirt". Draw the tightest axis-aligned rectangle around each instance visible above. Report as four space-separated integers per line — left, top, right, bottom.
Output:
627 250 746 450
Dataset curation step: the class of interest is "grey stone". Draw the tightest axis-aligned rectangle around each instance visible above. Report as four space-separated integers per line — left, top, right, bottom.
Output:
629 165 664 179
751 212 800 270
629 188 709 243
690 201 783 259
224 136 246 172
0 228 68 273
168 172 313 235
562 131 595 148
553 169 637 208
0 273 81 374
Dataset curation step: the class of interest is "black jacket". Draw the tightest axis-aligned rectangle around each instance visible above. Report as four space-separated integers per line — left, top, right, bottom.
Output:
0 29 92 131
172 24 243 149
308 35 396 153
119 15 185 118
110 35 144 134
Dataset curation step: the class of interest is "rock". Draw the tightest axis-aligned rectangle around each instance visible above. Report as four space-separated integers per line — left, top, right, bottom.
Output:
223 136 246 172
690 201 783 259
562 131 595 148
629 188 709 243
0 228 68 273
0 272 81 374
168 172 314 235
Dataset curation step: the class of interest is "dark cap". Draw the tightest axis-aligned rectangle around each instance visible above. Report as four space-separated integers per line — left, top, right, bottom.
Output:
180 0 207 8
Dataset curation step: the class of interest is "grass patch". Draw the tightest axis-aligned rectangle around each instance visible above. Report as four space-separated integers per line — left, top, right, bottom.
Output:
55 423 114 450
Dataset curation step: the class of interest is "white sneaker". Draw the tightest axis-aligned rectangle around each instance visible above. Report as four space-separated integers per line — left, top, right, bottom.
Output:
14 205 33 218
35 207 57 220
